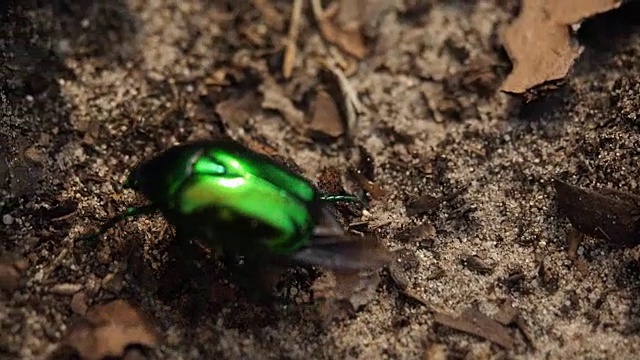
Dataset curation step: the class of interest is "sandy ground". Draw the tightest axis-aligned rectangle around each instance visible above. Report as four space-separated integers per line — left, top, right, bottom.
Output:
2 1 640 359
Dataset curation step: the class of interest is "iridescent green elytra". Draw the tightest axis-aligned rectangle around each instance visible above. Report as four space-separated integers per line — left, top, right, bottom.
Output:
85 139 390 273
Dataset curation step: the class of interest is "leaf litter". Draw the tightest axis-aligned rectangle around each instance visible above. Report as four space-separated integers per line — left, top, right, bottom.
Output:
500 0 624 96
5 0 640 359
554 179 640 248
434 306 516 351
306 87 346 139
405 185 468 217
55 299 160 360
311 270 384 323
311 0 370 59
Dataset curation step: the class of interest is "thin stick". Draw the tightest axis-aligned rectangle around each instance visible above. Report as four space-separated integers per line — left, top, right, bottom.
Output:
283 0 304 79
323 60 364 114
310 0 323 20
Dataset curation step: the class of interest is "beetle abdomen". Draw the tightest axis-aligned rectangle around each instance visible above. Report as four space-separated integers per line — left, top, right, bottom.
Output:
177 173 314 253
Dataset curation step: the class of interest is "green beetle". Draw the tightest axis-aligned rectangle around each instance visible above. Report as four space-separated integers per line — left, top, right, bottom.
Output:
84 139 390 278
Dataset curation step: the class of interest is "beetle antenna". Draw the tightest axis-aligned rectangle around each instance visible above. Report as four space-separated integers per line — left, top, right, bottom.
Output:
79 205 157 242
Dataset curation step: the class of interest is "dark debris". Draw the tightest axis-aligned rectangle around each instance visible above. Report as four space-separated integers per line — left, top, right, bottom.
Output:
555 179 640 248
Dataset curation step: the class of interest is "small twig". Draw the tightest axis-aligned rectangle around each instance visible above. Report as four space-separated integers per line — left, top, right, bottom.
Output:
324 60 364 113
283 0 304 79
42 239 72 281
251 0 286 31
310 0 324 20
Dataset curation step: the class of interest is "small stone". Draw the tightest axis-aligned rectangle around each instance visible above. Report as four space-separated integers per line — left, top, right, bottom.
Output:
13 259 30 272
3 214 14 225
0 263 21 291
70 292 88 315
50 283 83 295
102 272 125 293
97 247 111 264
165 326 182 346
24 147 43 163
84 274 101 295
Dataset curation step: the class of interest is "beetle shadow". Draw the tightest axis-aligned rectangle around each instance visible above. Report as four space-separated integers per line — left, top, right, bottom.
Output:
574 2 640 72
122 231 323 331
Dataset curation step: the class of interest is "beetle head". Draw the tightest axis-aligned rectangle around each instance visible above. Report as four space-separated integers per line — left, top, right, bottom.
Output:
123 168 142 191
124 143 204 207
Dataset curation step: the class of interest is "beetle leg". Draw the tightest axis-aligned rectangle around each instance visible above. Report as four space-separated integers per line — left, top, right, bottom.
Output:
312 204 345 238
79 205 157 242
320 194 360 204
157 234 201 299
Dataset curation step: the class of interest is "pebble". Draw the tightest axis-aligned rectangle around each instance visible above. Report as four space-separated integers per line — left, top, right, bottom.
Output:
3 214 13 225
50 283 83 295
70 292 88 315
102 272 125 293
0 263 21 291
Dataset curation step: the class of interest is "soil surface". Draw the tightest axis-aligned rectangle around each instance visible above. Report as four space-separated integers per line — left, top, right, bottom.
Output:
2 1 640 359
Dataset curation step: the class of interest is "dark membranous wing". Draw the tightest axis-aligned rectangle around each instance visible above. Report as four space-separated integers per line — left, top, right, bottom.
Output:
291 234 392 272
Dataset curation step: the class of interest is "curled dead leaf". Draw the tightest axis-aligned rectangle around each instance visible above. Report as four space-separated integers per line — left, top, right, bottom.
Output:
311 270 383 323
259 78 305 130
500 0 623 95
405 185 468 216
62 299 160 360
215 92 260 133
311 0 370 59
307 88 346 139
250 0 286 31
434 307 515 350
554 179 640 248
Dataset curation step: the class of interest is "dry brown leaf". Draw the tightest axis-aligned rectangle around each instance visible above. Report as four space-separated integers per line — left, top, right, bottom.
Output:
395 221 436 243
215 92 260 133
405 185 468 216
547 0 624 24
501 0 623 94
259 78 305 129
311 272 351 322
251 0 286 31
311 270 382 323
307 88 346 139
64 299 160 360
554 179 640 248
312 0 369 59
434 307 515 350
